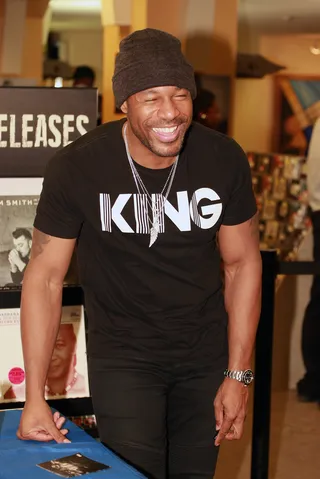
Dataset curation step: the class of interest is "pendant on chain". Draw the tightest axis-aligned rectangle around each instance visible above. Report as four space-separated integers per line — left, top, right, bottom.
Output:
149 221 159 247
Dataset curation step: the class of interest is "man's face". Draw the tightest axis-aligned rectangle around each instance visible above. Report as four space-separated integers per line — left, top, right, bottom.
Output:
13 235 32 258
122 86 193 158
47 325 76 380
205 101 222 130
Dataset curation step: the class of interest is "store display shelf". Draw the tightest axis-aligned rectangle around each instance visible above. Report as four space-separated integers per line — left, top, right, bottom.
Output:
0 284 83 309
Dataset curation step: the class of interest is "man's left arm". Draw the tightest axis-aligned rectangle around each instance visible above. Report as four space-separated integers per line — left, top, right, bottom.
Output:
214 212 262 446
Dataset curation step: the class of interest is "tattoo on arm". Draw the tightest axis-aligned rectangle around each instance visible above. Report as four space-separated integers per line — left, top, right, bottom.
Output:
32 230 52 259
249 213 260 240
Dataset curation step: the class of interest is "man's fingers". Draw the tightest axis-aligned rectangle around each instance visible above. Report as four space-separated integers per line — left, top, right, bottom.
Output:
53 412 60 423
214 417 234 446
47 423 71 444
17 429 55 443
213 399 224 431
227 415 246 440
56 416 66 430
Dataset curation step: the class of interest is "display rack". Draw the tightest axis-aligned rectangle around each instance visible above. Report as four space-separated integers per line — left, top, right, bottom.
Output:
0 86 98 435
248 151 310 259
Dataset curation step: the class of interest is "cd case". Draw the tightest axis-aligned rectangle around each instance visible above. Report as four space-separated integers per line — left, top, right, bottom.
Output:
37 453 110 478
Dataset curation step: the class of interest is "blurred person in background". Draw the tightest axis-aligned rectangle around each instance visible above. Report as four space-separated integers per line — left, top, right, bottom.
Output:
73 65 95 88
193 88 227 134
297 116 320 403
73 65 102 125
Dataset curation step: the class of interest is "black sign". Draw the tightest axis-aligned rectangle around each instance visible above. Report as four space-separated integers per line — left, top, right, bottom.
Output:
0 87 98 177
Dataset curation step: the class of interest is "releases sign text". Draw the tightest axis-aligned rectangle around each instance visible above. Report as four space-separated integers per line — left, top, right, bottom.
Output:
0 114 89 148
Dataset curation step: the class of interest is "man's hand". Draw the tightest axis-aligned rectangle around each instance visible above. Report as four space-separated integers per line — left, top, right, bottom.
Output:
8 249 25 272
17 399 71 443
214 378 249 446
8 249 18 272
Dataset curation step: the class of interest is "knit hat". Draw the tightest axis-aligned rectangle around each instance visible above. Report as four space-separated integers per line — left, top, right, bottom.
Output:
112 28 197 108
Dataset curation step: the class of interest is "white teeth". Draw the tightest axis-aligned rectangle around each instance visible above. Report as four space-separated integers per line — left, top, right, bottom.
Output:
153 126 178 133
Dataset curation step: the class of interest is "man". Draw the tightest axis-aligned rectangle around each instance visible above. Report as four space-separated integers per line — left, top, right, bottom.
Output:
8 228 32 285
297 116 320 403
73 65 96 89
17 29 261 479
193 88 224 132
5 323 86 400
73 65 102 126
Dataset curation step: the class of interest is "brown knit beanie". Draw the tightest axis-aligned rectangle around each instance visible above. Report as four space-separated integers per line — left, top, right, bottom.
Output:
112 28 197 108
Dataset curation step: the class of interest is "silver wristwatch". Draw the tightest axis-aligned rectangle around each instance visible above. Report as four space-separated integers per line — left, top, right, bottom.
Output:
224 369 254 386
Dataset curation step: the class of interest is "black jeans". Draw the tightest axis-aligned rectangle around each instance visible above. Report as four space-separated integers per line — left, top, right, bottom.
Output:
88 356 226 479
300 210 320 391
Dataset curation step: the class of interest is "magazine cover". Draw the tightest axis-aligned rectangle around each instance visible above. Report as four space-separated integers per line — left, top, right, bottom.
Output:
0 178 79 289
0 305 89 402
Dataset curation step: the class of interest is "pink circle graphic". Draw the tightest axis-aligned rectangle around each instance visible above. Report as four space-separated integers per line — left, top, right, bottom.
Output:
8 367 25 385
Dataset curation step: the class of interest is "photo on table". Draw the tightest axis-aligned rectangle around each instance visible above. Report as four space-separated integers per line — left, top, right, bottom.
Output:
37 453 110 478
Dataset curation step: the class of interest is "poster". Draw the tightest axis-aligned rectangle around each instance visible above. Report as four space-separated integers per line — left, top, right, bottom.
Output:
274 75 320 155
0 178 79 290
0 87 97 177
0 305 89 403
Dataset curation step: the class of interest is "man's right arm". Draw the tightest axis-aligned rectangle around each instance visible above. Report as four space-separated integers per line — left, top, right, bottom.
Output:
18 228 76 443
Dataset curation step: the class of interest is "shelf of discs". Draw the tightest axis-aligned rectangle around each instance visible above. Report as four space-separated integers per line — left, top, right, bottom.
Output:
247 151 311 265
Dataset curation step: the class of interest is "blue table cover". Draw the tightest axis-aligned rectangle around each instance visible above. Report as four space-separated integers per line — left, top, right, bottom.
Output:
0 409 145 479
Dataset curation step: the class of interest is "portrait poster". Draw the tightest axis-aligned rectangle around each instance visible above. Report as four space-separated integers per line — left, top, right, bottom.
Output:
274 75 320 155
0 178 79 290
0 305 89 403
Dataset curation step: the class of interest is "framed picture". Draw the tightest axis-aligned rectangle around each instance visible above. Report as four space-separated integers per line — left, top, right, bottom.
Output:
274 75 320 155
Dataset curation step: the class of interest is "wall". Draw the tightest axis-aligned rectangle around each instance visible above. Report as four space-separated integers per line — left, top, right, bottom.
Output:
0 0 48 83
147 0 187 45
233 33 320 152
59 30 103 90
233 77 274 152
260 34 320 75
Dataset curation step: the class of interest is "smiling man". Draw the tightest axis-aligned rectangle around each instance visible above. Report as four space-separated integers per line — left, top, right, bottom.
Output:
17 29 261 479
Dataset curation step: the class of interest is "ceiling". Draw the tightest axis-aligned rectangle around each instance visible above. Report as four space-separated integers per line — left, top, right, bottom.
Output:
239 0 320 34
49 0 320 34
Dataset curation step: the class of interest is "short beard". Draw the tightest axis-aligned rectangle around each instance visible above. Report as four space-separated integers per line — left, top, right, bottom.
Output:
131 123 187 157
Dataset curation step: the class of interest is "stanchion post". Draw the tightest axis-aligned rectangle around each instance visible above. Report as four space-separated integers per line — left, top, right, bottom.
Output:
251 250 278 479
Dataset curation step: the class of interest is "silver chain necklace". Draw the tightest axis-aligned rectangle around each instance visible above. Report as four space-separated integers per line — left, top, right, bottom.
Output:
123 123 179 247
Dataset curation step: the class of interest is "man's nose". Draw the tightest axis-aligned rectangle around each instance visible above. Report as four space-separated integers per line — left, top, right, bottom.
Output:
157 98 179 122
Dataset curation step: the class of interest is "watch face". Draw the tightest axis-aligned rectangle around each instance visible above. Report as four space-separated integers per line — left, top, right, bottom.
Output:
243 369 254 386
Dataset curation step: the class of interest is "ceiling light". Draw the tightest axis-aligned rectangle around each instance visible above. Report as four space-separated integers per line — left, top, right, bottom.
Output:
310 42 320 55
49 0 101 13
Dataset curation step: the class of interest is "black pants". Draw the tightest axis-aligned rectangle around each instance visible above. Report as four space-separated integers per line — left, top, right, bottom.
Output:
300 210 320 393
88 356 226 479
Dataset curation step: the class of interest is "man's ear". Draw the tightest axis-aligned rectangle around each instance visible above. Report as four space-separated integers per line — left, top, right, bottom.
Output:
121 101 128 114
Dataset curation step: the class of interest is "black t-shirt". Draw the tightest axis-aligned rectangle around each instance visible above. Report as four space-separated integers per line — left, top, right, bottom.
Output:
34 119 257 365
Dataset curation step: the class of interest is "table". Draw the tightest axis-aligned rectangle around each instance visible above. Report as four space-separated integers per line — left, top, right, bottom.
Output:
0 409 145 479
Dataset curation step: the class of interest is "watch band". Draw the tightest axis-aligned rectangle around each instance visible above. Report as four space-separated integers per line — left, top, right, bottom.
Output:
224 368 254 386
224 369 244 382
